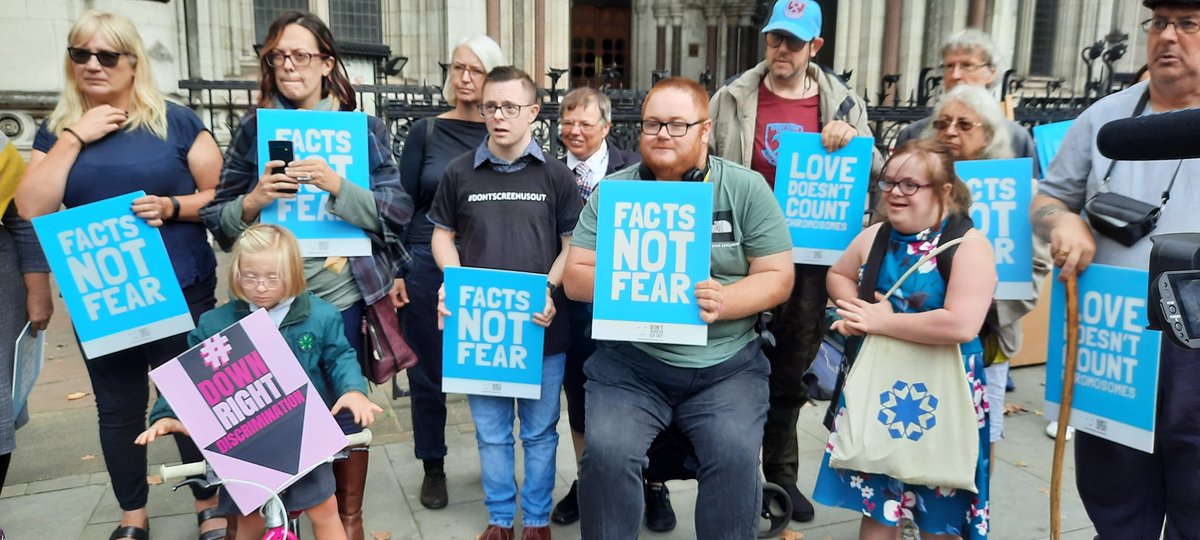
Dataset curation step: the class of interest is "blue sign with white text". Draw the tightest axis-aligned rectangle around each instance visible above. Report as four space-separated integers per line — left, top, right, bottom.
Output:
1045 265 1161 453
773 132 872 265
955 158 1035 299
32 191 194 359
442 266 546 399
592 180 713 346
1033 120 1073 175
256 108 370 257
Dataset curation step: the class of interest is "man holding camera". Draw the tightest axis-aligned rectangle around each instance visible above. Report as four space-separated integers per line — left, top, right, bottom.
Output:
1030 1 1200 536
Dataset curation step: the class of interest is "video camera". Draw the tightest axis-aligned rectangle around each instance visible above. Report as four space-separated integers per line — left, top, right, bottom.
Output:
1097 111 1200 349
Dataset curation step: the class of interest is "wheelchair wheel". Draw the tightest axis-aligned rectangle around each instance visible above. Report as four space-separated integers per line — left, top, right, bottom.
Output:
758 481 793 538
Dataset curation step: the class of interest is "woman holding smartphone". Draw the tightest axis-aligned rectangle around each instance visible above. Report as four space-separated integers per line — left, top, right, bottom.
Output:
200 11 411 540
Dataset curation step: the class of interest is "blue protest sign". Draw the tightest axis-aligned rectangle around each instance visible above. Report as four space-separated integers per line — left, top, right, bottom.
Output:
32 191 194 359
1032 121 1073 175
442 266 547 399
256 109 371 257
773 132 873 265
592 180 713 346
1045 265 1161 453
955 158 1035 299
12 322 44 419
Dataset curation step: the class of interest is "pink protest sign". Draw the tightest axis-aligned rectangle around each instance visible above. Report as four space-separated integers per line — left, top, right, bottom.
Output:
150 309 347 514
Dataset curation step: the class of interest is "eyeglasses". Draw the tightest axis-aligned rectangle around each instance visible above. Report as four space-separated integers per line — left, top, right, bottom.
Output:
765 31 808 52
877 179 931 196
1141 17 1200 34
478 103 536 119
562 120 603 133
67 47 125 68
265 50 331 67
239 275 283 290
641 120 703 137
940 62 991 73
450 63 487 79
932 118 984 132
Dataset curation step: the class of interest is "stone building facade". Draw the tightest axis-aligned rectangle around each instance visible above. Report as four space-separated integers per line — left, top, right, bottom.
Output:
0 0 1152 152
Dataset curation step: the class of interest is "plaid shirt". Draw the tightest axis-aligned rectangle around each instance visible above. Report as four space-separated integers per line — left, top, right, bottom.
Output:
200 109 412 306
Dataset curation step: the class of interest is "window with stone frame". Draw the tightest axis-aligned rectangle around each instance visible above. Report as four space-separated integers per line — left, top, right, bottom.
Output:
1029 0 1059 77
254 0 307 44
330 0 383 44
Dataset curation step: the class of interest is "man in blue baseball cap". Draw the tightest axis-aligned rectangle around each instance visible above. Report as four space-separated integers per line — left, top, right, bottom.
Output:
711 0 881 524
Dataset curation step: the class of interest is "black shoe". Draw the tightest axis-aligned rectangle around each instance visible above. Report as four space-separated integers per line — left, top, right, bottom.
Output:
551 480 580 524
644 482 677 532
420 472 448 509
782 482 815 522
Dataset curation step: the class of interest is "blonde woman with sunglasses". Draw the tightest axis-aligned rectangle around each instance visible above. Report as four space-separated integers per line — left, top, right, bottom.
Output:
16 10 224 540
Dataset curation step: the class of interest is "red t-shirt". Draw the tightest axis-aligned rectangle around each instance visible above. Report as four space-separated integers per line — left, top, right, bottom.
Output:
751 82 820 189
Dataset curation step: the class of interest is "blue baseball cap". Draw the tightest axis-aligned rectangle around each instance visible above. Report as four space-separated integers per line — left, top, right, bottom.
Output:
761 0 823 41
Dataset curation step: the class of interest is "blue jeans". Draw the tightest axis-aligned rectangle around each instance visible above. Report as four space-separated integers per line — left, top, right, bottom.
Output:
579 341 770 540
468 353 566 528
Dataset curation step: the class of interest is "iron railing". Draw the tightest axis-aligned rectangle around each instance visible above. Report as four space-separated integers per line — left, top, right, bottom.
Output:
180 68 1127 161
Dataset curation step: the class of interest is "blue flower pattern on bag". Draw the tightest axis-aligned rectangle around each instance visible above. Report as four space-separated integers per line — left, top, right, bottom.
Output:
878 381 939 441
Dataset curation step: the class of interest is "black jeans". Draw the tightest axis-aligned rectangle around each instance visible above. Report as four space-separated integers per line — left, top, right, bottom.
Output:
84 275 217 511
401 244 449 460
762 264 828 486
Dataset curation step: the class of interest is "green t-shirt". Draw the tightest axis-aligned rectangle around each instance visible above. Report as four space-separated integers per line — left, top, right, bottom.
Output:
571 156 792 368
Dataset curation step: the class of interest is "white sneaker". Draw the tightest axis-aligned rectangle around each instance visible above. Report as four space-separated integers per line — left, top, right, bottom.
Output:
1045 421 1075 440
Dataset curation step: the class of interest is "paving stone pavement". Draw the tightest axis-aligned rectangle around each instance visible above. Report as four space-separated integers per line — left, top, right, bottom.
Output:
0 252 1097 539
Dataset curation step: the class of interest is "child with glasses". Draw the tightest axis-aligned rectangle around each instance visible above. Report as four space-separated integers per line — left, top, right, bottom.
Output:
137 224 381 540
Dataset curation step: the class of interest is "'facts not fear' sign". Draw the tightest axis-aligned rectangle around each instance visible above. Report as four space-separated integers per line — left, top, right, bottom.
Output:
1045 264 1162 453
442 266 547 399
955 158 1035 300
772 132 873 265
256 109 370 257
593 180 713 346
32 191 194 359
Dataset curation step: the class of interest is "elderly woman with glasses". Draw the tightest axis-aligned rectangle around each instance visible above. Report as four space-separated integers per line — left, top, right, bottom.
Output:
16 10 223 540
923 84 1052 489
200 11 409 540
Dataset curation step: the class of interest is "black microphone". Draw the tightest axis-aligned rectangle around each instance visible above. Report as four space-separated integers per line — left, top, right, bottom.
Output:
1096 108 1200 161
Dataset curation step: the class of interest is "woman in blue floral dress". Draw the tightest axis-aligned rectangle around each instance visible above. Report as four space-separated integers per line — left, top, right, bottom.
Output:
815 139 996 539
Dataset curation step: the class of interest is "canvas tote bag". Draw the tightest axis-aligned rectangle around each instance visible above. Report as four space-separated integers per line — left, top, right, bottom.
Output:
828 236 984 493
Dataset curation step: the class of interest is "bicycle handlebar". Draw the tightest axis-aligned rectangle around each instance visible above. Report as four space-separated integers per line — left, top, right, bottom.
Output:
160 429 373 481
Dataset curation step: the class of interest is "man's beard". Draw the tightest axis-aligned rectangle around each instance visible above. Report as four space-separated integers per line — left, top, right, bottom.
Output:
640 141 705 180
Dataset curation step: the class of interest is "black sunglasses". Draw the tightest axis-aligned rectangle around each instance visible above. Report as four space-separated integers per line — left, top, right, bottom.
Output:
67 47 125 68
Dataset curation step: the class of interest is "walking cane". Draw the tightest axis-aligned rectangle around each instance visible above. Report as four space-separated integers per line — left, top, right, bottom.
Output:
1050 272 1080 540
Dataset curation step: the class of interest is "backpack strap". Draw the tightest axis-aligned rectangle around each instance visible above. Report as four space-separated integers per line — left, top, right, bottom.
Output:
858 222 893 302
933 213 976 286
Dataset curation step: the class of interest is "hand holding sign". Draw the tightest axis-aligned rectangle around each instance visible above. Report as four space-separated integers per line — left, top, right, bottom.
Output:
695 279 723 324
532 288 556 327
820 120 859 152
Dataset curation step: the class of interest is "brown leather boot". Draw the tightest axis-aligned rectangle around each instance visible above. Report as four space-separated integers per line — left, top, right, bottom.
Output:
333 447 369 540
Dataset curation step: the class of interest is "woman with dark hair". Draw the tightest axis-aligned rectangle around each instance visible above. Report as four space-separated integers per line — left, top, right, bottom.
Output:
17 10 223 540
200 12 411 540
395 34 504 510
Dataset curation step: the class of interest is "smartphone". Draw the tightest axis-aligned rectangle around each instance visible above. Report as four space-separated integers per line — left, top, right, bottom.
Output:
268 140 297 194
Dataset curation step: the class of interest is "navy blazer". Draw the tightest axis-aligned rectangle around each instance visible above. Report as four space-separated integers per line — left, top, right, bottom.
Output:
563 140 640 175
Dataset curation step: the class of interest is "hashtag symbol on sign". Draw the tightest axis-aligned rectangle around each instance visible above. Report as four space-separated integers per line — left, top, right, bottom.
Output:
199 334 233 371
